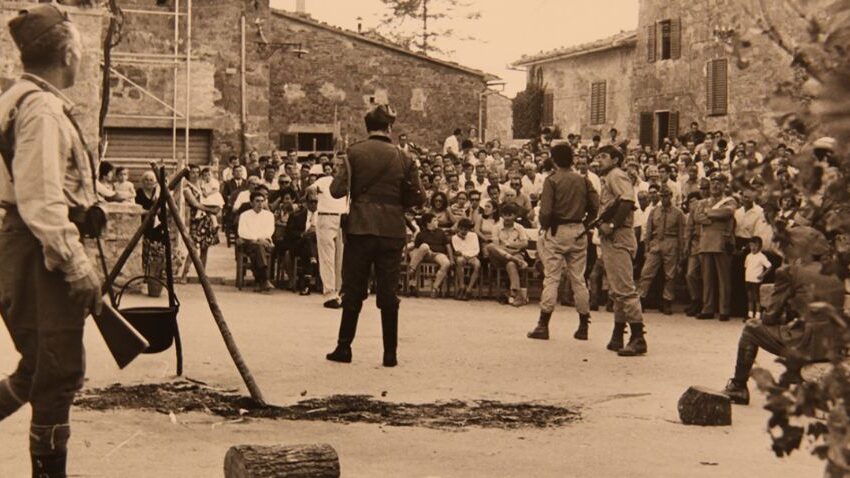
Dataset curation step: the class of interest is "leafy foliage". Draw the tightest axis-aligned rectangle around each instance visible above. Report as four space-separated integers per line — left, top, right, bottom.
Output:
371 0 481 56
715 2 850 475
512 84 544 140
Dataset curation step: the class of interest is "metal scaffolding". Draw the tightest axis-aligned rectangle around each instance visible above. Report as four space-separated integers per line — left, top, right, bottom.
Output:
104 0 193 173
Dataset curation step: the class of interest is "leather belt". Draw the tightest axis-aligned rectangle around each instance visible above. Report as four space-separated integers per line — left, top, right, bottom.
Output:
318 212 341 216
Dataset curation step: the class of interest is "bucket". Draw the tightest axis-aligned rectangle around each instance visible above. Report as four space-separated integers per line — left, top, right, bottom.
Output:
114 277 180 354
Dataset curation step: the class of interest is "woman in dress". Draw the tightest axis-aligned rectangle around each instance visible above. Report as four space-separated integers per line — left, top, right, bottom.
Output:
179 165 220 282
135 171 167 296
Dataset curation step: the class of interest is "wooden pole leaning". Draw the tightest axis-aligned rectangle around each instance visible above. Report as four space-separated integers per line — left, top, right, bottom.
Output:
160 180 266 405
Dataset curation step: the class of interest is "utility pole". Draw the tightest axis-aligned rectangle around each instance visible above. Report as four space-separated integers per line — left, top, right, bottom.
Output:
421 0 428 53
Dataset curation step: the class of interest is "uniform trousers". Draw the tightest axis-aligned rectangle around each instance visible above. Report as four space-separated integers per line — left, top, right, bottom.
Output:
638 238 680 301
0 210 85 455
316 214 344 298
700 252 731 315
600 227 643 323
539 224 589 315
686 254 702 305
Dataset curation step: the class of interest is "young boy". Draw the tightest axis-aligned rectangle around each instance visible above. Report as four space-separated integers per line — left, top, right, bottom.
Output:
408 213 454 298
113 167 136 203
484 203 530 306
452 218 480 300
744 236 772 319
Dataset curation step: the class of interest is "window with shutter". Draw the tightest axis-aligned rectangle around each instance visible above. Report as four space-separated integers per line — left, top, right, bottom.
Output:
542 92 554 126
668 111 680 141
660 20 672 59
647 23 656 62
706 59 728 116
639 112 653 147
670 18 681 59
590 81 607 125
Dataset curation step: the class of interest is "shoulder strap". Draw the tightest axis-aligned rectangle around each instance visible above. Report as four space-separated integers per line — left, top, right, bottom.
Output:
0 89 42 183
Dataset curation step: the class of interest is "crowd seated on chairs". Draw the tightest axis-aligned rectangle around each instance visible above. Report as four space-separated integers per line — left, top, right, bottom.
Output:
236 190 275 293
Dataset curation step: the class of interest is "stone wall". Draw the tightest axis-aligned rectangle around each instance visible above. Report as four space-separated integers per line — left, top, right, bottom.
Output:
631 0 801 144
536 45 635 139
267 12 487 151
105 0 273 159
0 1 104 143
485 92 513 144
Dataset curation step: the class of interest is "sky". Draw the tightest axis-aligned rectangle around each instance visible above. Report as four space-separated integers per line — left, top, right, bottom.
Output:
270 0 639 97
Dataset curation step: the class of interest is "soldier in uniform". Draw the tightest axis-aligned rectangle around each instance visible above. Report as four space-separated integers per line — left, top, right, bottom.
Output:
595 145 647 356
0 5 103 477
723 229 844 405
637 185 685 315
694 172 737 321
527 144 599 341
325 104 426 367
683 192 704 316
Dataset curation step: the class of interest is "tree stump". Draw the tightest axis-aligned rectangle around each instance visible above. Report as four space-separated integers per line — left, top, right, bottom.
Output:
224 444 340 478
677 386 732 426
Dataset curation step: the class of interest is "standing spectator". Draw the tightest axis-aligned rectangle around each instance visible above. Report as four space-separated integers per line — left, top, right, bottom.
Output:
220 155 239 182
407 213 453 297
694 173 737 321
179 165 220 282
683 192 704 316
484 203 529 306
443 128 462 156
135 171 167 295
744 237 772 319
96 161 130 202
452 218 480 300
308 156 348 309
637 186 685 315
237 192 275 293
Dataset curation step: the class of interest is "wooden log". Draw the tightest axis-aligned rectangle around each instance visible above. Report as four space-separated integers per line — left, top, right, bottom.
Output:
224 444 340 478
677 386 732 426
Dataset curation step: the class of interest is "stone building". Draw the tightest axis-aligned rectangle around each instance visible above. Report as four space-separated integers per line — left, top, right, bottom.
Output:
0 0 503 177
513 0 800 148
266 9 499 155
512 31 636 139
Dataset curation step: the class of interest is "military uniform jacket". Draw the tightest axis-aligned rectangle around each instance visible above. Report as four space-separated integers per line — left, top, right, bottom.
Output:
0 74 96 281
600 166 635 228
696 195 737 254
645 205 685 253
331 134 426 239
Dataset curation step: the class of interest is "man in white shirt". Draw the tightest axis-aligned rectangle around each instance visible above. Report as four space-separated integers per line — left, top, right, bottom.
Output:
520 162 544 200
734 189 765 241
443 128 462 156
575 156 601 193
308 159 348 308
452 218 481 300
238 191 276 292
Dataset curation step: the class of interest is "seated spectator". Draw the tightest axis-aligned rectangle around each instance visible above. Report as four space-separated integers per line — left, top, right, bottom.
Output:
452 218 481 300
450 191 471 219
238 191 275 293
271 188 299 285
113 167 136 203
408 212 453 298
281 191 319 295
429 191 457 229
484 203 529 306
474 199 500 251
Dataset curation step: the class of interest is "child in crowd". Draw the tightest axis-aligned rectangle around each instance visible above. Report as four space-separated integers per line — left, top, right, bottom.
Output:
199 167 225 229
744 236 772 319
408 212 453 298
484 203 529 306
452 218 480 300
113 167 136 203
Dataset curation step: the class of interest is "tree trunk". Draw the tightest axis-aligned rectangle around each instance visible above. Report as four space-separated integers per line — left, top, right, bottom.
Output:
224 444 340 478
678 386 732 426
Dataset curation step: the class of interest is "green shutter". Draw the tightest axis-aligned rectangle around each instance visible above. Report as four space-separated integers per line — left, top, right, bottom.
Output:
647 23 657 63
707 59 728 116
668 111 679 141
670 18 681 60
639 112 653 147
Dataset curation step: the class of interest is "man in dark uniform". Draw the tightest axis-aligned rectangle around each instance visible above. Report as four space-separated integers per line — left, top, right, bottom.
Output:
527 144 599 341
0 5 103 477
723 229 844 404
595 145 647 356
325 104 426 367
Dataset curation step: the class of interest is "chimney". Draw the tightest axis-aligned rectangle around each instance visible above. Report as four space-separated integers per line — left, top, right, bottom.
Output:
295 0 306 14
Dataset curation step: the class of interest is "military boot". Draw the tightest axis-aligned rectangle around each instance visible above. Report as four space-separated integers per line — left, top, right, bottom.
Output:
723 379 750 405
527 311 551 340
573 314 590 341
326 307 360 363
32 452 67 478
606 322 626 351
618 323 648 356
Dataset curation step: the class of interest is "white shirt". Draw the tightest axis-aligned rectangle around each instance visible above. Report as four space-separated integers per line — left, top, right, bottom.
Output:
443 135 460 155
584 171 601 193
452 232 480 258
238 208 275 241
305 209 318 233
312 176 348 214
734 204 765 239
233 189 251 211
521 173 544 198
745 251 772 283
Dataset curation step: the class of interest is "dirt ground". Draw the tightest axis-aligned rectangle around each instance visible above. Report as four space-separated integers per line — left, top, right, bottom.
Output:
0 282 824 477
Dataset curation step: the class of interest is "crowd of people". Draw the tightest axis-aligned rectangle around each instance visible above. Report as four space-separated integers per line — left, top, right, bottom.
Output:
114 120 846 326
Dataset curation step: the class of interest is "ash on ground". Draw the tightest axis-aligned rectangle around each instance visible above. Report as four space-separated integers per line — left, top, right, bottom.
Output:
74 381 580 430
